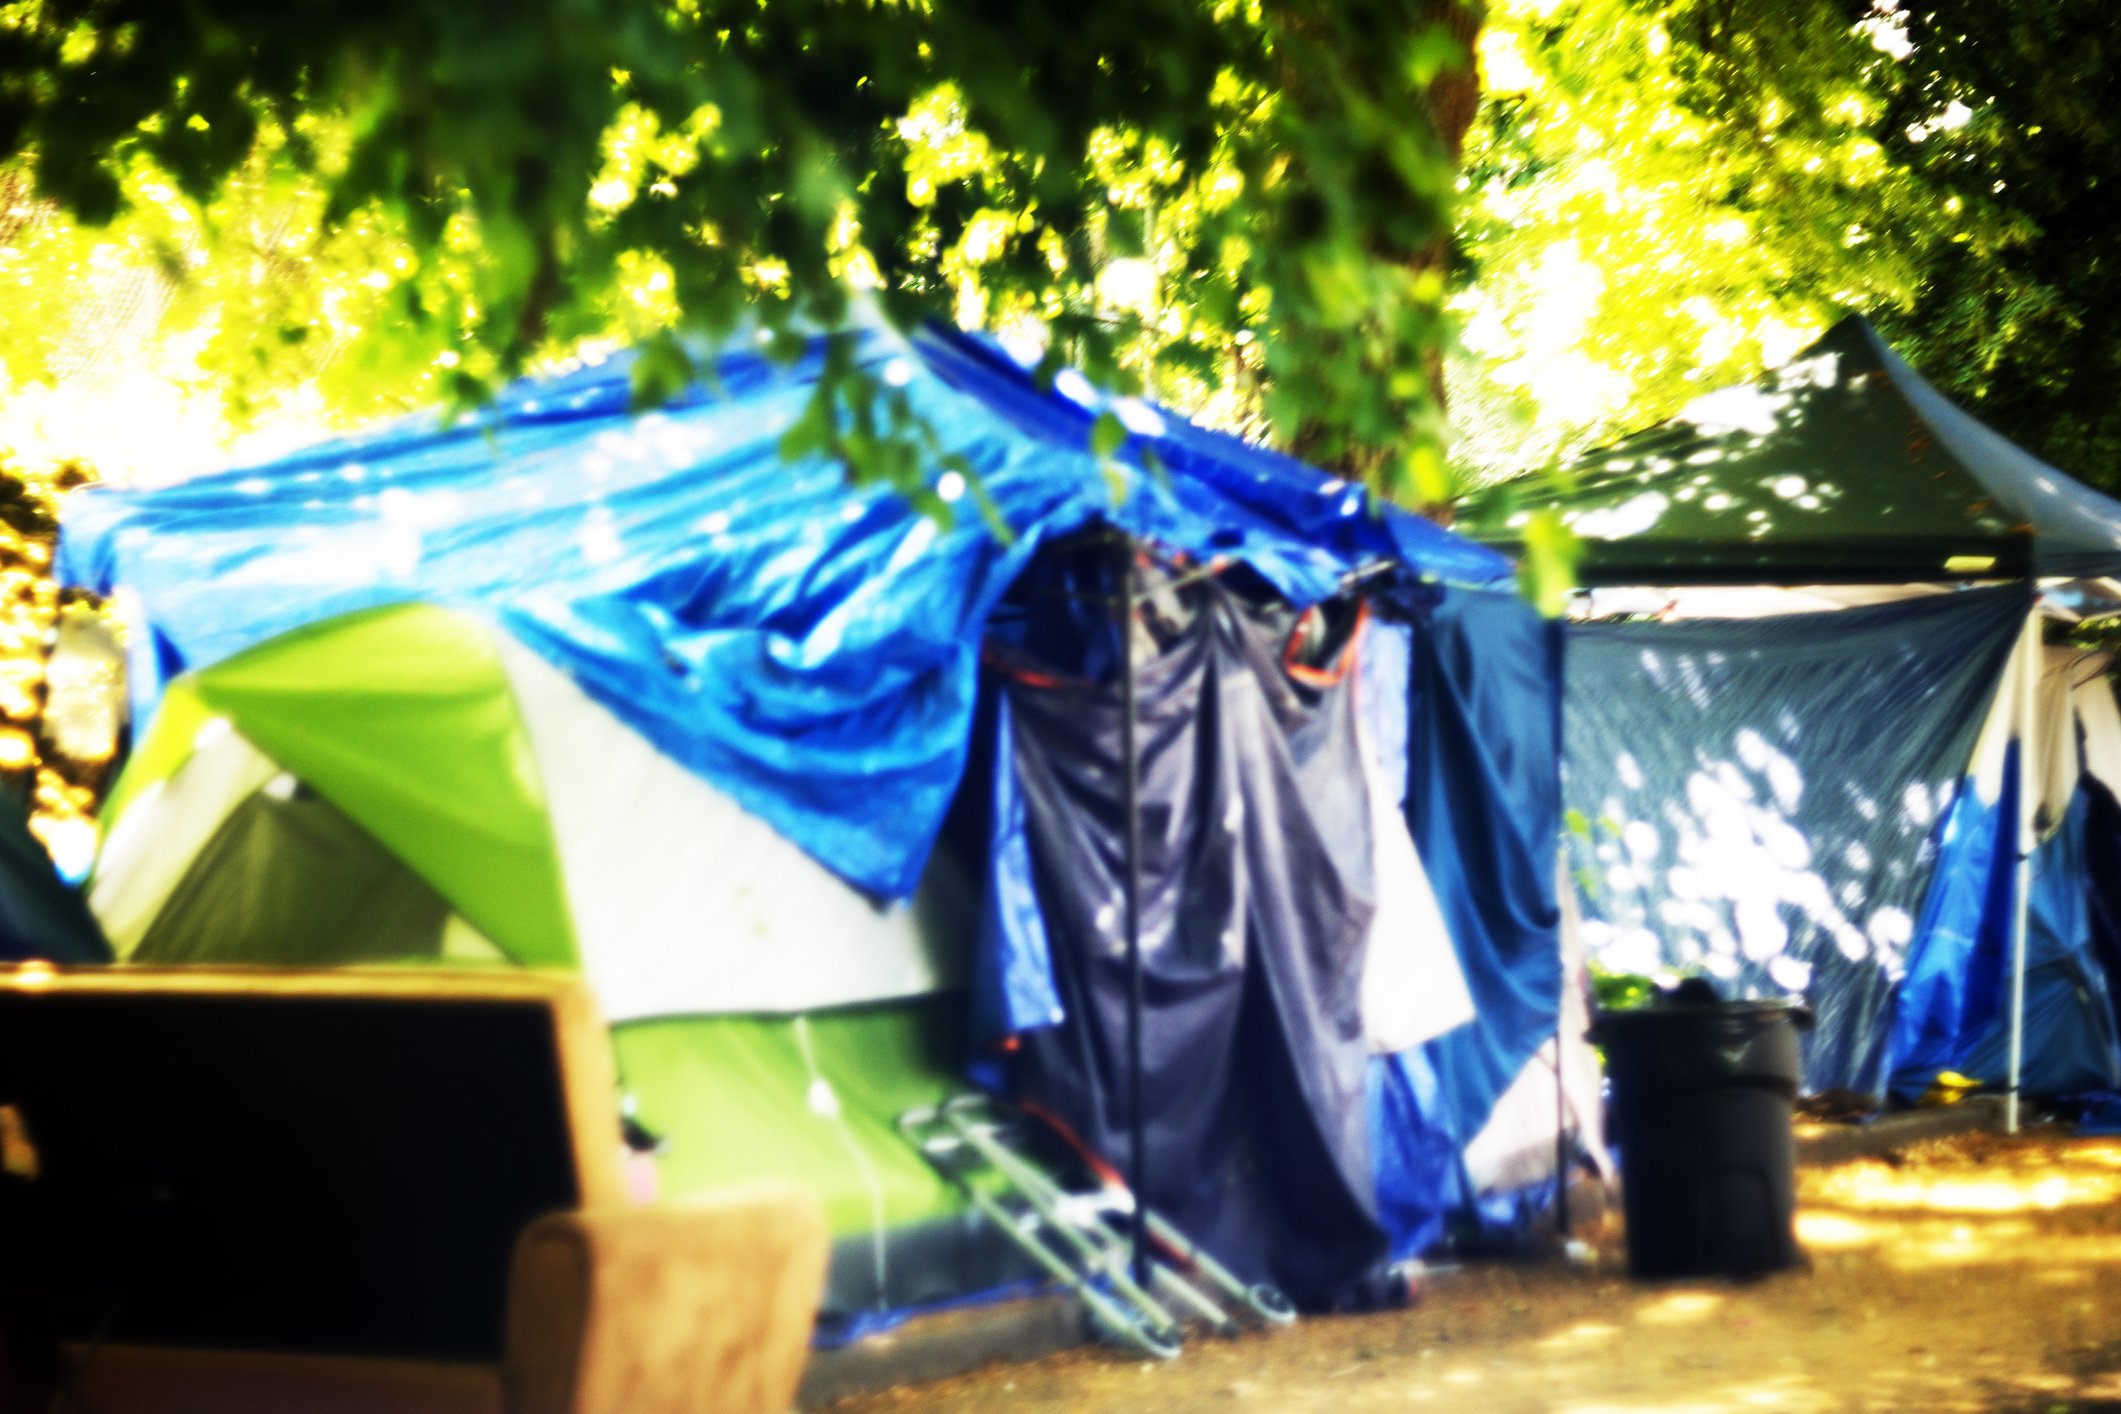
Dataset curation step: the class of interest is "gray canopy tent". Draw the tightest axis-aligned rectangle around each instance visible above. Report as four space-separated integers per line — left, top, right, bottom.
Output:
1461 314 2121 587
1462 315 2121 1128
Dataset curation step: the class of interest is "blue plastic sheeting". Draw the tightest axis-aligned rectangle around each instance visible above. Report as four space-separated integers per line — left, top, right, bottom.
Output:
1566 588 2027 1095
1893 784 2121 1099
1358 619 1414 800
1366 1047 1459 1259
2072 1093 2121 1137
2084 779 2121 1043
1886 760 2015 1099
1371 589 1564 1258
968 692 1063 1042
58 323 1509 899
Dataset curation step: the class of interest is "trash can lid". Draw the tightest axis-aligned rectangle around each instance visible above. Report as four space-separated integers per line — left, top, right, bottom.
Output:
1589 996 1813 1043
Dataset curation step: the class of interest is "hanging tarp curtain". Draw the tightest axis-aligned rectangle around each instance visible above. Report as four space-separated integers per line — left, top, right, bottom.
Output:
2083 780 2121 1049
1369 588 1566 1258
1952 787 2121 1096
1406 589 1566 1133
989 571 1390 1304
1564 587 2028 1095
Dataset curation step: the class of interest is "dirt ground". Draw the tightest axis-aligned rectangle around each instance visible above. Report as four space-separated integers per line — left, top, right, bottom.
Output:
828 1129 2121 1412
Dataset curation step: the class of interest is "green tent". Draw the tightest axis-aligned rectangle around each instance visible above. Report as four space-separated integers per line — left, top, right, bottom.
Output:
1459 315 2121 586
89 602 1011 1319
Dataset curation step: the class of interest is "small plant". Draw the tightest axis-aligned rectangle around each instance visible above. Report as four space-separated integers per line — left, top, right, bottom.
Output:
1588 961 1656 1013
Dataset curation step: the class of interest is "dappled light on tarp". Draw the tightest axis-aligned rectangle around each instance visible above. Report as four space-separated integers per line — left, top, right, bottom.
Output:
1554 344 1887 554
1565 588 2028 1093
1459 315 2121 587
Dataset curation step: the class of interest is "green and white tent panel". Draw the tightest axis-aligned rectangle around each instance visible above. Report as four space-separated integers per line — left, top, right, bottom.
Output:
93 601 971 1006
88 602 991 1311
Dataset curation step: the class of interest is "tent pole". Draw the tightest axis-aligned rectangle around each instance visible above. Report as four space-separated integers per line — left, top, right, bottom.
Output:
2005 608 2037 1136
1114 534 1150 1286
1554 992 1570 1239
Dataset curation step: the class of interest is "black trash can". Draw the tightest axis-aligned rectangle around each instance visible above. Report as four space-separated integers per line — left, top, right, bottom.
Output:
1593 999 1808 1279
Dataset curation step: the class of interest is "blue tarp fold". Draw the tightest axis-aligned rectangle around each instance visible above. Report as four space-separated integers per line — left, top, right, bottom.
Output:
1371 589 1564 1257
1893 779 2121 1099
59 324 1507 899
1884 761 2015 1097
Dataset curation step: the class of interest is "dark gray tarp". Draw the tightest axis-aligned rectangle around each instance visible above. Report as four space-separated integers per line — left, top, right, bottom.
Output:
0 791 107 964
1564 587 2027 1094
1461 316 2121 586
996 573 1386 1305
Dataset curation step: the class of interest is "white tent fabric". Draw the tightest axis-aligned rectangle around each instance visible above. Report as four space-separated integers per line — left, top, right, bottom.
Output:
2035 646 2088 834
1963 627 2121 844
1355 685 1475 1055
489 636 970 1021
2071 651 2121 802
1965 614 2057 834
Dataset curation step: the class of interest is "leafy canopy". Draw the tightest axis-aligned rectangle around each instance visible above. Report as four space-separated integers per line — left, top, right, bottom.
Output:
0 0 1476 504
1451 0 2121 501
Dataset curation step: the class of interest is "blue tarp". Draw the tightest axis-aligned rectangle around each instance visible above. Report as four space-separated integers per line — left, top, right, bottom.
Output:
1565 588 2027 1095
968 692 1063 1043
1891 778 2121 1100
59 323 1508 899
1885 759 2014 1096
1371 589 1565 1257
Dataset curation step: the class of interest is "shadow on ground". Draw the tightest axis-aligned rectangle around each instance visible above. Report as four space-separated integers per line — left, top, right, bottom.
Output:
826 1131 2121 1412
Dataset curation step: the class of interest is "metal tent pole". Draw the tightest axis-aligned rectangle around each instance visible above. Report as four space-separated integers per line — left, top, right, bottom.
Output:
2005 609 2038 1136
1555 1011 1570 1239
1114 534 1150 1285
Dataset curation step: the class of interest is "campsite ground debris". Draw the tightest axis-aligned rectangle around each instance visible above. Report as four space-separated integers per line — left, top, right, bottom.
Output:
824 1130 2121 1412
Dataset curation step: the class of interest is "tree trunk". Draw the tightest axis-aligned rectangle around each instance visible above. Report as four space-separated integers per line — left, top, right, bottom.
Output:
1286 0 1486 511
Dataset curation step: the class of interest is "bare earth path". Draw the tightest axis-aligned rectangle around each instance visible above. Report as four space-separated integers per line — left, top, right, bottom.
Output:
827 1131 2121 1412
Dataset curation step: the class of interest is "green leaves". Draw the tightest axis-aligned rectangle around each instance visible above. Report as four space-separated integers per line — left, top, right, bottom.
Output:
0 0 1477 537
1448 0 2120 501
629 332 696 412
1517 506 1577 619
1405 20 1470 88
1089 411 1128 460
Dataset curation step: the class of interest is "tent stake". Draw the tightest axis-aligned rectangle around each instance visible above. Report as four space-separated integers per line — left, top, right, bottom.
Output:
1115 535 1150 1287
2005 608 2037 1136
